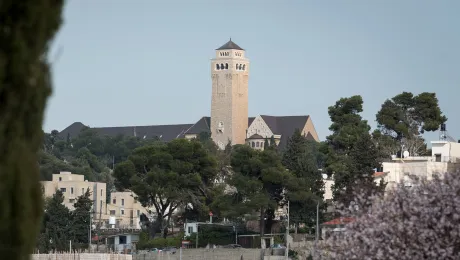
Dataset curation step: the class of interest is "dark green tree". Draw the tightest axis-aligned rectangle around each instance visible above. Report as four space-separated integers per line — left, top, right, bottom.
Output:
42 190 72 252
114 139 218 238
70 189 93 250
282 130 325 230
376 92 447 156
282 129 307 171
220 145 290 236
324 96 380 207
0 1 64 258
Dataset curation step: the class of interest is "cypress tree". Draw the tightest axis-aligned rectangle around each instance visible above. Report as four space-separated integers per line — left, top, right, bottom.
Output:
0 1 64 259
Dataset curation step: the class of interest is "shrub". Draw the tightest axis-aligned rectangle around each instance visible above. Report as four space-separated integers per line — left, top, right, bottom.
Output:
321 172 460 259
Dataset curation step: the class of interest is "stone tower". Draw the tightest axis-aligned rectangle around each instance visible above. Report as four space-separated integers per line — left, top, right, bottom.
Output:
210 39 249 149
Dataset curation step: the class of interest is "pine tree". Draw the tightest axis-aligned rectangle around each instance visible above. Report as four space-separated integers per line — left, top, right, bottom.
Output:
283 130 325 229
44 190 72 252
0 1 64 258
325 96 381 207
282 129 306 171
71 189 93 250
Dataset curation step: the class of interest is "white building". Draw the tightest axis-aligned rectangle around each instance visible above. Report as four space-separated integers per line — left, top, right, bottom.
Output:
375 141 460 189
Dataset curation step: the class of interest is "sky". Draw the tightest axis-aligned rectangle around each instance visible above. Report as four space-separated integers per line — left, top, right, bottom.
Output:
45 0 460 142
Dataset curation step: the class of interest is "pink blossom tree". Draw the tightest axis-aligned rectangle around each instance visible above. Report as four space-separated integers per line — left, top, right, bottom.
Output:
321 172 460 259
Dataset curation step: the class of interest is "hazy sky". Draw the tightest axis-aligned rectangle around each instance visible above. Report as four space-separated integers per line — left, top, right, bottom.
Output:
45 0 460 142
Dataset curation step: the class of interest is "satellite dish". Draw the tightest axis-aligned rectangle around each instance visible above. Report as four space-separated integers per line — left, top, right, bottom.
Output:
322 174 328 180
403 151 410 158
391 155 396 159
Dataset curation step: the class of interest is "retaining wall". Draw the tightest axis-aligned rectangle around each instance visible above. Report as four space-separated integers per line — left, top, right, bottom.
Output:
133 249 284 260
31 253 132 260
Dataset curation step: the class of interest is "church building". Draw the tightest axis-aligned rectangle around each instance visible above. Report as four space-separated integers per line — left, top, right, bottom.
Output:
60 39 319 149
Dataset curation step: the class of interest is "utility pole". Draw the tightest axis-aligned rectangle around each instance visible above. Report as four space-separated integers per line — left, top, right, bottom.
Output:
313 200 320 259
89 209 92 252
285 200 290 259
195 223 199 248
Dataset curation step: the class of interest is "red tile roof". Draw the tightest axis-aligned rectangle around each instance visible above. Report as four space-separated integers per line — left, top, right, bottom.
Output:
373 172 387 178
322 217 355 226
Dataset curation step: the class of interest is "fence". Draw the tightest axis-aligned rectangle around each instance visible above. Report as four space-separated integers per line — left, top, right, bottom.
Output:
31 253 132 260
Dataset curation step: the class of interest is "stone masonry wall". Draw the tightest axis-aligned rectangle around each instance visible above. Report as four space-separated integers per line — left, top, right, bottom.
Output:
31 253 132 260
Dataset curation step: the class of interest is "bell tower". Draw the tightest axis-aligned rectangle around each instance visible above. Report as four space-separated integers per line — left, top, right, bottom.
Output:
210 39 249 149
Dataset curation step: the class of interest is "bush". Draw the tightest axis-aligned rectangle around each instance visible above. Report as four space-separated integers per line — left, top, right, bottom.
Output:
136 232 181 250
322 172 460 259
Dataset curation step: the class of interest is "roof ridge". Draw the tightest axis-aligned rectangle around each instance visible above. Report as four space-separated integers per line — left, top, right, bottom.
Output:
93 123 193 129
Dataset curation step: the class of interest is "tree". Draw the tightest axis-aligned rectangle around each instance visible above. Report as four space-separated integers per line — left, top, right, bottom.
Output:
42 190 72 252
0 1 64 258
282 130 325 230
70 189 93 250
324 96 380 207
114 139 218 238
376 92 447 156
221 145 290 236
322 171 460 259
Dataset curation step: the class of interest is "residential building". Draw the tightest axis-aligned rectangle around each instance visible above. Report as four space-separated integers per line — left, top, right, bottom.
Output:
42 171 107 214
375 141 460 190
103 190 150 229
42 171 150 229
58 39 320 150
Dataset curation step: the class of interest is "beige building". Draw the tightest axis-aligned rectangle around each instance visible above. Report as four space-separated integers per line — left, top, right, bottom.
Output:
42 171 150 229
102 190 150 229
210 39 250 149
59 39 320 151
42 171 107 213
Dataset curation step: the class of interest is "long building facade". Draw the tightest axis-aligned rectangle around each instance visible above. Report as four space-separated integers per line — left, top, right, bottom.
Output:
59 39 319 149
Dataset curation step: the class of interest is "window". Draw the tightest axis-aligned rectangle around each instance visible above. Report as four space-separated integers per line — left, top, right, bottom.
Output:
216 64 219 70
220 63 224 70
100 189 103 196
239 64 242 70
236 64 239 70
188 226 193 234
82 188 84 194
71 187 74 194
137 210 140 217
225 63 228 69
121 199 125 206
251 142 255 148
60 188 66 192
256 142 259 147
113 199 116 204
242 64 246 70
69 199 75 203
59 177 62 181
110 210 116 216
121 209 125 215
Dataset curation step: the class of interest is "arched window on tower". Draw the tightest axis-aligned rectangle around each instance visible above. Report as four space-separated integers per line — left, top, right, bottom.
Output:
242 64 246 70
216 64 220 70
225 63 228 69
236 64 239 70
220 63 224 70
238 64 242 70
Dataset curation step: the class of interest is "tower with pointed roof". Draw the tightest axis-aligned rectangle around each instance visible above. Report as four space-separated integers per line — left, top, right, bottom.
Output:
210 39 249 149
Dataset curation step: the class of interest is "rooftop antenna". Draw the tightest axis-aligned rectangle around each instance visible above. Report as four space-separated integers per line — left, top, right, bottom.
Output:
439 123 456 142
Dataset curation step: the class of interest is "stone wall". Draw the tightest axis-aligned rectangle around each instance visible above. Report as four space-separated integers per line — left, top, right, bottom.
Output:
133 248 283 260
31 253 132 260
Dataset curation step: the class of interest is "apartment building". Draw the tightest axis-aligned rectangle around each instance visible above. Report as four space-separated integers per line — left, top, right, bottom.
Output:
375 141 460 189
41 171 150 229
42 171 107 214
102 191 150 229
